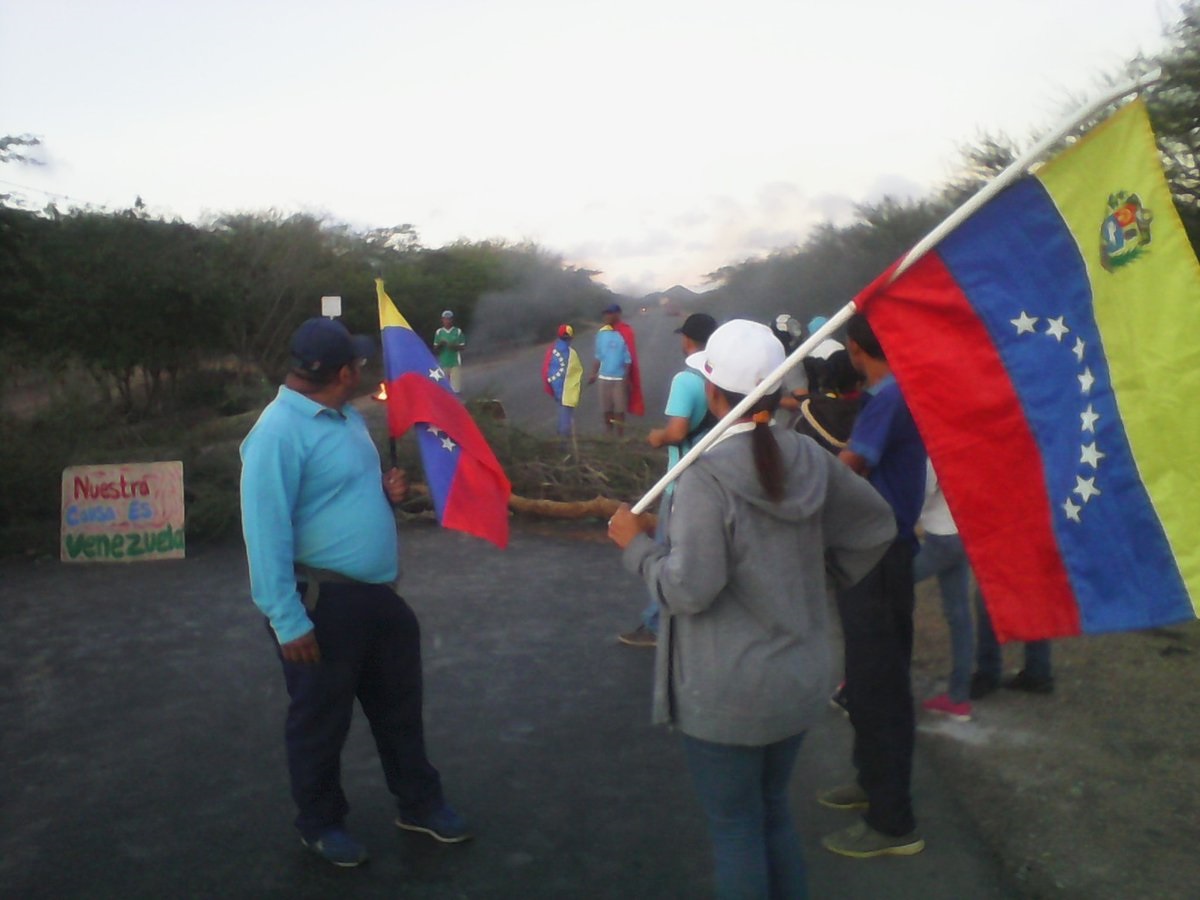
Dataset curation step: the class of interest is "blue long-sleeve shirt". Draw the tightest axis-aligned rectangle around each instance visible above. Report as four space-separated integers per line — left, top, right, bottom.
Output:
239 386 399 643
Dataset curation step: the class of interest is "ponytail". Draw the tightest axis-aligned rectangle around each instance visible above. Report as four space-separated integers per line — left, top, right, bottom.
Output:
719 387 785 502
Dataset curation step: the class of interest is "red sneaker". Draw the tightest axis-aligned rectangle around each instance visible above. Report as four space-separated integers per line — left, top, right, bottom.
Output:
921 693 972 722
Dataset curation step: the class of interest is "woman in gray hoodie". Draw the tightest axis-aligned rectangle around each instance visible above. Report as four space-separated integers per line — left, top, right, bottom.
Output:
609 320 896 900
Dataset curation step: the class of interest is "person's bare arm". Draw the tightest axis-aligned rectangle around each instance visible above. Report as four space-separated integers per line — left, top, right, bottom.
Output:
648 416 690 448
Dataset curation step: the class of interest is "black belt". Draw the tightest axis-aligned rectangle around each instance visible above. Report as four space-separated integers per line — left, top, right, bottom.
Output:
295 565 373 611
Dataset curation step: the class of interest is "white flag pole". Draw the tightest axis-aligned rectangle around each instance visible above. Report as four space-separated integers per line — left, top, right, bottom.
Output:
629 71 1159 516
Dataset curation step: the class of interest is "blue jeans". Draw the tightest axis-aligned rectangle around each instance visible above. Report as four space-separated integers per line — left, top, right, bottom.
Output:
640 496 673 634
975 594 1053 680
681 733 808 900
913 532 973 703
556 404 574 439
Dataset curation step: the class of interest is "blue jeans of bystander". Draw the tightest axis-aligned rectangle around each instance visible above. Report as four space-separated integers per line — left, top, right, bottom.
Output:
681 733 808 900
556 405 574 440
639 496 673 634
913 532 973 703
975 595 1053 680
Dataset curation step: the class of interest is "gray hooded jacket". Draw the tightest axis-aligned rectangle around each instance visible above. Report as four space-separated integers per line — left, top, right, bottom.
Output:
623 425 896 745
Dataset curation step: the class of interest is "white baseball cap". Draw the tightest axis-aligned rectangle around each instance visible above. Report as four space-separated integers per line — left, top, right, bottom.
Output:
686 319 785 394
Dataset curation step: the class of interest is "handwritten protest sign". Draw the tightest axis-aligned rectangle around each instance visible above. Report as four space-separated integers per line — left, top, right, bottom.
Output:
60 461 185 563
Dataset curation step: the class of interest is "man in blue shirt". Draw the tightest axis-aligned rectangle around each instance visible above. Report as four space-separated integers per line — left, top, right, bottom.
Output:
820 313 928 859
588 304 633 436
240 317 469 868
618 313 717 648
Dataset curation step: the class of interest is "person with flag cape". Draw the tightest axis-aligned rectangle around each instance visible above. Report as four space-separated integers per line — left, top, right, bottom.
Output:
239 315 471 867
588 302 643 436
542 323 583 448
377 278 511 549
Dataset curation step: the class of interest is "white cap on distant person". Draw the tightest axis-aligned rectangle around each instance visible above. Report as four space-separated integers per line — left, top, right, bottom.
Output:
686 319 784 394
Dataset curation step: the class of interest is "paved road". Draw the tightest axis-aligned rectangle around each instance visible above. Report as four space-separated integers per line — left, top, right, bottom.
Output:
1 527 1017 899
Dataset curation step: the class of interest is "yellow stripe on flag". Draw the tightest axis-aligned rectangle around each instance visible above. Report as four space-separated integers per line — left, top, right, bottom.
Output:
1036 100 1200 614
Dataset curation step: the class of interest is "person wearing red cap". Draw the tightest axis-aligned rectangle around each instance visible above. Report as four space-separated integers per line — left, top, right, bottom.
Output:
542 324 583 448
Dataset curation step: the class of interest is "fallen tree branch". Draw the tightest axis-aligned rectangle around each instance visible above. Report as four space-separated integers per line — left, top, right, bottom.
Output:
409 483 656 525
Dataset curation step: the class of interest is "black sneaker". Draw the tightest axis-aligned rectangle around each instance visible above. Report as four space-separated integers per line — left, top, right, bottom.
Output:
969 672 1000 700
1003 670 1054 694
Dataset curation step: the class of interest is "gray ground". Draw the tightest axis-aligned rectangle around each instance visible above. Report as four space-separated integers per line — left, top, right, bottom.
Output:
6 305 1195 898
0 528 1015 899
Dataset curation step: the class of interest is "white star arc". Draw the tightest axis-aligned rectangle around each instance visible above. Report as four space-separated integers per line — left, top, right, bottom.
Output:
1073 475 1101 504
1011 311 1039 334
1080 443 1106 468
1045 316 1070 341
1062 498 1082 523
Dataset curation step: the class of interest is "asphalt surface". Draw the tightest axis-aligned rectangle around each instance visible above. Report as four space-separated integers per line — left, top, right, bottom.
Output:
0 525 1019 899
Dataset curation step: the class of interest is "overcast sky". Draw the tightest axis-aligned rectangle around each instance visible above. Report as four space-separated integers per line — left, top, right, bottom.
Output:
0 0 1181 295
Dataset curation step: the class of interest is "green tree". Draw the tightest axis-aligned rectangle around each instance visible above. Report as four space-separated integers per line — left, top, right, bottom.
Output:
1149 1 1200 245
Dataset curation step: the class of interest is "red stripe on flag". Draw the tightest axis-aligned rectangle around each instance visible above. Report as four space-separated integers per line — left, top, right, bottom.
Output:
442 462 511 549
859 255 1081 640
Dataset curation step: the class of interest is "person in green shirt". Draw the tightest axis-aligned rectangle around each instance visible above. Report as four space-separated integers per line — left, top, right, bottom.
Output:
433 310 466 394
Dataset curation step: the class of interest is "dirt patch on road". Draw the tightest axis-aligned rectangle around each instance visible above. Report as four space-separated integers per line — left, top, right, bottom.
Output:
910 588 1199 899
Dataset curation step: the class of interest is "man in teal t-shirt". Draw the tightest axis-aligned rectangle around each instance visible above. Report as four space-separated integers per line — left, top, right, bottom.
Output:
618 313 718 647
433 310 466 394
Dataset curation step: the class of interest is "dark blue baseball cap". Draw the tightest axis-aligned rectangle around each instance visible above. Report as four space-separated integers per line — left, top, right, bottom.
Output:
289 317 376 377
602 303 622 314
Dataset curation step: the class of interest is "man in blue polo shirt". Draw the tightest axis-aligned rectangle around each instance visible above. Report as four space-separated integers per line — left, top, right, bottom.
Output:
240 317 470 868
819 313 927 859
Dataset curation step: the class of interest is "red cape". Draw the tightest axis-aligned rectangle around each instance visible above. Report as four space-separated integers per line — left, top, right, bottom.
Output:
612 320 645 416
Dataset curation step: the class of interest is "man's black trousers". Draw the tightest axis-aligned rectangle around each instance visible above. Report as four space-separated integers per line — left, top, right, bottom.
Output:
271 582 444 839
836 538 917 837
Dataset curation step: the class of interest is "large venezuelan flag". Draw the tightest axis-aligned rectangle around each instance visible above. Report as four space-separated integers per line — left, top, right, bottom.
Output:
377 279 511 548
857 100 1200 641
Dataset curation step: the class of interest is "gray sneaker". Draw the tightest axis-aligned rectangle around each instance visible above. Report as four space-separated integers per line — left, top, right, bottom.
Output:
817 783 869 810
822 820 925 858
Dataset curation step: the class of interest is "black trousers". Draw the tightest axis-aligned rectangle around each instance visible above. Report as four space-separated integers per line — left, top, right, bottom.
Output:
272 582 444 839
836 539 917 836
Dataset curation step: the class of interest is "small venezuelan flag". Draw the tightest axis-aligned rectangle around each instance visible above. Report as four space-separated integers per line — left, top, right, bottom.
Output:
857 99 1200 641
377 279 511 548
